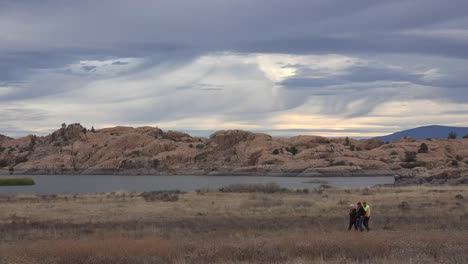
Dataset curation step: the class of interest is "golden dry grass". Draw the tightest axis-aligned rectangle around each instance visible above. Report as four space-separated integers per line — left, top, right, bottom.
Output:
0 186 467 263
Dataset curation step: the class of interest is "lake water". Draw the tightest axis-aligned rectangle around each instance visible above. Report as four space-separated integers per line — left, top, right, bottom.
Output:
0 175 395 195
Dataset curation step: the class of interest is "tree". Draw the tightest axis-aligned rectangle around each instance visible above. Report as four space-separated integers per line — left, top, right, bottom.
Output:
448 131 457 139
90 126 96 133
61 123 67 129
286 146 298 155
345 137 350 146
418 143 429 153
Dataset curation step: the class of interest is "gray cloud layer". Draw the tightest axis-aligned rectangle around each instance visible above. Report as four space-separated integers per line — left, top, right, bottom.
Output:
1 1 468 136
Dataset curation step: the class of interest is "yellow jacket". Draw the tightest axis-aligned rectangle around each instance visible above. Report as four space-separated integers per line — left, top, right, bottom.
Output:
363 204 370 217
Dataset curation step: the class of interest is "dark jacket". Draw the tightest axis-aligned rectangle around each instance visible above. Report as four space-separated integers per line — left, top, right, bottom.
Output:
349 208 357 220
356 206 366 218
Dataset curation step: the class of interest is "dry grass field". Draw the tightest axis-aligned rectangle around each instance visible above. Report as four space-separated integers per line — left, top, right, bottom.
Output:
0 185 467 263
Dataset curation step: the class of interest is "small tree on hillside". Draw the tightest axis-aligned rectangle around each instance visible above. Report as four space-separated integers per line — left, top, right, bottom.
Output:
418 143 429 153
345 137 350 146
448 131 457 139
286 146 298 155
90 126 96 133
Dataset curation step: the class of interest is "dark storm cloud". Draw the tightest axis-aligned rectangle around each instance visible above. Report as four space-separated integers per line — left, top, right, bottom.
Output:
2 1 468 57
2 0 468 136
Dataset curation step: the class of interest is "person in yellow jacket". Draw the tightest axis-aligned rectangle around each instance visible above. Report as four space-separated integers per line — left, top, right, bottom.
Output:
362 201 371 231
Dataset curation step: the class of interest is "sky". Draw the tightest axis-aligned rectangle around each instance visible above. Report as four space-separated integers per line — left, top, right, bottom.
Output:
2 0 468 138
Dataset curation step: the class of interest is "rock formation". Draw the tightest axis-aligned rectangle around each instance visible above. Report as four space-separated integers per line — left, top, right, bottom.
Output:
1 124 468 182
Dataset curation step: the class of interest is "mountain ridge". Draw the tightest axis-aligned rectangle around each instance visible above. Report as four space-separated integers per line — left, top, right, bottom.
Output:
376 125 468 142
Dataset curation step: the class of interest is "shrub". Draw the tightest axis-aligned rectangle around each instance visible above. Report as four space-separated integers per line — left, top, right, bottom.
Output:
0 177 35 186
90 126 96 133
350 145 355 151
400 161 426 169
418 143 429 153
398 201 410 210
219 183 285 193
140 190 181 202
464 134 468 139
285 146 298 155
455 194 464 200
448 131 457 139
451 160 459 167
14 156 28 165
456 155 463 161
330 160 347 166
272 149 280 155
390 150 398 155
345 137 350 146
404 151 417 162
196 144 204 149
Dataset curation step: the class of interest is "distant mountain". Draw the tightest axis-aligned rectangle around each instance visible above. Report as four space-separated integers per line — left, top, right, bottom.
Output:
376 125 468 142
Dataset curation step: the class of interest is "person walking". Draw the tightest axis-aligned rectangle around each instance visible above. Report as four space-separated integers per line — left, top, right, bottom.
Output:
348 204 358 231
362 201 371 231
356 202 366 231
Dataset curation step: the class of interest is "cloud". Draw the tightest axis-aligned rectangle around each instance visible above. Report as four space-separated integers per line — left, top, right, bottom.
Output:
1 1 468 137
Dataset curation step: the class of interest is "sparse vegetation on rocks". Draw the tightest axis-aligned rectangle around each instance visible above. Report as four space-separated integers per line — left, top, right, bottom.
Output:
404 151 417 162
1 125 468 181
418 143 429 153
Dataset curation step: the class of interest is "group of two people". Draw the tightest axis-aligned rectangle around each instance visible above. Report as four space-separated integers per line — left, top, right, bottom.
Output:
348 201 370 231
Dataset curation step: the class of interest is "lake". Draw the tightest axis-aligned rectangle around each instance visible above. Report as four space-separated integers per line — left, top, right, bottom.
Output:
0 175 395 195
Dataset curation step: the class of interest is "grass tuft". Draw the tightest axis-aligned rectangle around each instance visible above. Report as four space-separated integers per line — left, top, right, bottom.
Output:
0 177 35 186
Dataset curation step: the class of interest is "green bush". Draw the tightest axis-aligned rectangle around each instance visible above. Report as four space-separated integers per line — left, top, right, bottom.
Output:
418 143 429 153
448 131 457 139
285 146 298 155
272 149 280 155
0 177 35 186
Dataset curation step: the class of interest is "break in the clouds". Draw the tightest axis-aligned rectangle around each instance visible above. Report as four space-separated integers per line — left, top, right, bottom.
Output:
1 1 468 137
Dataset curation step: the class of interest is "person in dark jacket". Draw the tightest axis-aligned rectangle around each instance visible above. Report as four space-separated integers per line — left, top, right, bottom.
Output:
348 205 358 231
356 201 366 231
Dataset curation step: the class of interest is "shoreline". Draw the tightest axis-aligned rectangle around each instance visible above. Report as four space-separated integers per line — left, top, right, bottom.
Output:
0 168 404 177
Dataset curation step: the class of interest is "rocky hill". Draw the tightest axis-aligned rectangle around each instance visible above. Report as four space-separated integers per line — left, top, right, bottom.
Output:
1 124 468 184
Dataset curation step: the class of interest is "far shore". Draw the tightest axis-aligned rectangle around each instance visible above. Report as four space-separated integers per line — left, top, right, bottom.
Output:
0 168 402 177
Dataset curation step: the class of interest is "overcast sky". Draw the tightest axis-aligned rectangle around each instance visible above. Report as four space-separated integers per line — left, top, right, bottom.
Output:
2 0 468 138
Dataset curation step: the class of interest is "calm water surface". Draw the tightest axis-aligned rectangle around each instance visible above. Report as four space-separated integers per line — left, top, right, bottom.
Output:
0 175 395 195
